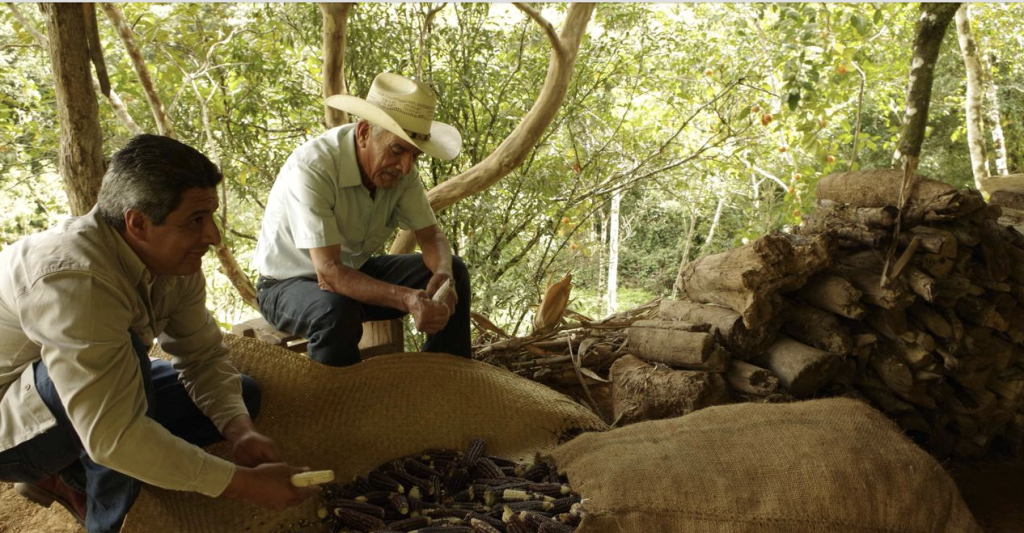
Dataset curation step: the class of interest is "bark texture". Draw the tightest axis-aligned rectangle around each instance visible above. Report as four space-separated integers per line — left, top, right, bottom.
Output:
610 354 729 426
955 5 989 188
895 2 960 166
677 232 835 328
320 3 351 128
40 2 105 216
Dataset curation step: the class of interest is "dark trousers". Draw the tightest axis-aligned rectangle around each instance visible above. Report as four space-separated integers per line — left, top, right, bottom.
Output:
256 254 472 367
0 333 261 533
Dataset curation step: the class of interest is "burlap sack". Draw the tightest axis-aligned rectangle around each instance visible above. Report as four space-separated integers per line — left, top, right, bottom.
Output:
545 398 982 533
121 335 607 533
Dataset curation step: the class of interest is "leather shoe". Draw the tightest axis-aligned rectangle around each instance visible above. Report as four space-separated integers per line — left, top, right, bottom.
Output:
15 474 87 526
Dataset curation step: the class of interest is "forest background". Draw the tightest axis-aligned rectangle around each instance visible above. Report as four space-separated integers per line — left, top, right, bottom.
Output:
2 3 1022 349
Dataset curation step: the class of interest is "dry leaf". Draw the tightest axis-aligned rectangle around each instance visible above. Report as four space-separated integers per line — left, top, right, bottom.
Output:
470 311 510 338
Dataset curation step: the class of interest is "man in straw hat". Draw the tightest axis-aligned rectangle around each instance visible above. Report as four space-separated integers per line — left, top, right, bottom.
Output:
253 72 471 367
0 135 318 532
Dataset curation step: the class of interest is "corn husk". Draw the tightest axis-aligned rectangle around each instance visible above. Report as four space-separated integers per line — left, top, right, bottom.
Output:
533 273 572 334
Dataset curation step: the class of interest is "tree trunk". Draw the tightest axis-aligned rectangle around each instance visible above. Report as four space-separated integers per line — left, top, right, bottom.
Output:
981 51 1009 176
389 3 595 254
701 192 725 255
596 208 606 299
955 5 989 188
671 202 699 299
893 2 960 175
606 188 621 315
40 3 104 216
319 3 351 128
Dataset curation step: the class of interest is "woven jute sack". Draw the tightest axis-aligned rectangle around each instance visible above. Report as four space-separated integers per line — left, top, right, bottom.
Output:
545 398 982 533
121 334 607 533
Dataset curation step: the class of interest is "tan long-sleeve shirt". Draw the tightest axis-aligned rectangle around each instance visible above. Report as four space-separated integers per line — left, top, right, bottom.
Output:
0 209 245 497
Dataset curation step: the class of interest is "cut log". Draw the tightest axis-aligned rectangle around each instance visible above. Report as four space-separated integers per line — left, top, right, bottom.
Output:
609 354 730 426
908 302 952 338
955 296 1009 332
909 225 958 258
865 306 908 341
917 252 955 279
903 266 938 302
1006 245 1024 285
677 232 835 328
966 326 1015 372
832 265 915 310
658 300 778 358
759 335 842 398
815 199 899 226
936 274 972 300
781 300 853 355
988 189 1024 209
857 385 932 434
816 170 985 223
795 273 866 319
870 340 914 395
626 320 730 371
977 219 1011 282
725 360 779 396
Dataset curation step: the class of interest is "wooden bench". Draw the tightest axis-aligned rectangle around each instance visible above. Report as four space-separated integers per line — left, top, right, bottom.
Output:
231 318 404 359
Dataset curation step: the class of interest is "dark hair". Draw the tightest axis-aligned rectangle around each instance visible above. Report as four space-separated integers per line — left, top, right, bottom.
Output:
96 134 222 231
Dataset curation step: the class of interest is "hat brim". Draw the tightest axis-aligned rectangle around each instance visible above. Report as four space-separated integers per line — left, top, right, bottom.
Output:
326 94 462 161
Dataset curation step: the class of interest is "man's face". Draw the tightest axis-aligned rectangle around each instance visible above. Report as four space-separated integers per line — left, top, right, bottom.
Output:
132 187 221 276
356 122 423 191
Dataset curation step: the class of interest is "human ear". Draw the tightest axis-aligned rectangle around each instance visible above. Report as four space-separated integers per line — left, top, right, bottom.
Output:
124 209 150 242
355 121 370 147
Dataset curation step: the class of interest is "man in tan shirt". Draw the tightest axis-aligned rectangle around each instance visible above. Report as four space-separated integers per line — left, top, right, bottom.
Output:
0 135 317 532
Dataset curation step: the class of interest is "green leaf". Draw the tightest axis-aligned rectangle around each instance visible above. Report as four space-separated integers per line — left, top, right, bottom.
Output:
786 91 801 111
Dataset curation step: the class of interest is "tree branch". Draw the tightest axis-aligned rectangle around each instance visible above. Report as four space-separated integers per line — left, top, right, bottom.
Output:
6 2 49 48
100 2 175 137
389 3 595 254
512 2 562 58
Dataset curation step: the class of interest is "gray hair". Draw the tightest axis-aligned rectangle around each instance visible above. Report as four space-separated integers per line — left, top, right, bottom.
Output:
366 120 391 140
97 134 222 231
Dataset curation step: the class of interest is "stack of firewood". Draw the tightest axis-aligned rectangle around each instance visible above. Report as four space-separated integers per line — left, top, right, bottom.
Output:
651 169 1024 458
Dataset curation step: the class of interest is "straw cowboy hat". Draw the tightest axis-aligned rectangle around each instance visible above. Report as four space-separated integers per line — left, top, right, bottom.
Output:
326 73 462 161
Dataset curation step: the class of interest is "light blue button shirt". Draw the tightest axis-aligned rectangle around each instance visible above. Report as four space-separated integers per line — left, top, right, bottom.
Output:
254 124 437 279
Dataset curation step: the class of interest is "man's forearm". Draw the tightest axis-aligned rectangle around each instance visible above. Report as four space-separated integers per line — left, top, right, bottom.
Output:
314 255 415 312
417 226 453 275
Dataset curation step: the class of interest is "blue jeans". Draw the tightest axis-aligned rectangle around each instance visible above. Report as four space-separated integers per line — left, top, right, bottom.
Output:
257 253 472 367
0 333 261 533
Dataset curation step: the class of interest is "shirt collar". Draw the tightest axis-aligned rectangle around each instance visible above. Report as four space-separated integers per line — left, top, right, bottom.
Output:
88 207 153 288
337 125 364 189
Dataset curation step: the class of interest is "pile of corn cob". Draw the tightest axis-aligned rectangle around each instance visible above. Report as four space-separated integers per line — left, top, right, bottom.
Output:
317 438 582 533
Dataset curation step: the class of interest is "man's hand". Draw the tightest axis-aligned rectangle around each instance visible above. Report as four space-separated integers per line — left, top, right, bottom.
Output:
222 415 281 467
232 431 281 467
425 272 457 314
222 463 319 510
405 290 450 334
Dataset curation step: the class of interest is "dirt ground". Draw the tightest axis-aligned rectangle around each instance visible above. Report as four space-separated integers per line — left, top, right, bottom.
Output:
0 482 82 533
1 461 1022 533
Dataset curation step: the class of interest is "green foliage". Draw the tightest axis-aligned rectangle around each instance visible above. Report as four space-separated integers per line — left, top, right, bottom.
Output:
4 3 1024 337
